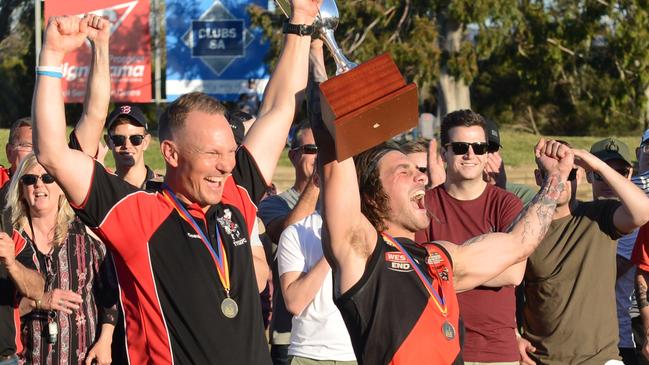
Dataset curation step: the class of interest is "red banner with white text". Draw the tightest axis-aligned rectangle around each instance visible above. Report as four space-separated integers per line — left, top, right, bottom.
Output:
44 0 152 102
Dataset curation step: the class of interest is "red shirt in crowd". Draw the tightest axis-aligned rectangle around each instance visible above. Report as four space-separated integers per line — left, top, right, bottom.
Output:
415 183 523 362
631 223 649 271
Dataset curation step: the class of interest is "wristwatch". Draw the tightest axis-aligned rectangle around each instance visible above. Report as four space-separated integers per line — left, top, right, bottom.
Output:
283 22 314 37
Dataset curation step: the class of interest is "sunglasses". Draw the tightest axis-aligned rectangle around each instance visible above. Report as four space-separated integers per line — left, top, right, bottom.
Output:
541 168 578 181
445 142 489 155
109 134 145 147
21 173 55 186
291 144 318 155
593 167 631 182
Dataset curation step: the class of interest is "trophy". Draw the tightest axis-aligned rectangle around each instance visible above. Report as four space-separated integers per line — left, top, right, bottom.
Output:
276 0 419 160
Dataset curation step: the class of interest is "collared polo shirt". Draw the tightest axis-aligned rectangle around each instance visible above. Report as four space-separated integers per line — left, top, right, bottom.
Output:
72 147 271 364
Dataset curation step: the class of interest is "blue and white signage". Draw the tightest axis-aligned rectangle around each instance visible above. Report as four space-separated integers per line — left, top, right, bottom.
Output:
166 0 271 102
191 20 245 57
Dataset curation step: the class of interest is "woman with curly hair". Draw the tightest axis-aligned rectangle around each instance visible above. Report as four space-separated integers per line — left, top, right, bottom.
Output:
6 154 118 365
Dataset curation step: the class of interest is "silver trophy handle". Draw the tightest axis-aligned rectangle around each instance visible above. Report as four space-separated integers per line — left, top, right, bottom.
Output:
274 0 357 75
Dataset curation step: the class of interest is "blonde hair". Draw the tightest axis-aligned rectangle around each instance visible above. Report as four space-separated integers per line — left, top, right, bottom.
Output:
5 153 74 246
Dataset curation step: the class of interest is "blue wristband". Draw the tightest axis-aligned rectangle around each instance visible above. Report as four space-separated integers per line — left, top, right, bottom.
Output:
36 70 63 79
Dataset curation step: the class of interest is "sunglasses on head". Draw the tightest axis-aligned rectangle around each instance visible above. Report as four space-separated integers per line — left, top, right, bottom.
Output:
593 167 631 182
109 134 145 147
445 142 489 155
291 144 318 155
21 173 55 186
541 168 578 181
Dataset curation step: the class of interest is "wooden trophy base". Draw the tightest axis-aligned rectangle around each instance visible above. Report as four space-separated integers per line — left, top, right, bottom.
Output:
319 53 419 161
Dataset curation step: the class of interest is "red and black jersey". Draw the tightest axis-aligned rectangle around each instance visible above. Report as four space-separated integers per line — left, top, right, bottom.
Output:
0 166 10 190
0 230 36 357
335 235 462 365
72 147 271 365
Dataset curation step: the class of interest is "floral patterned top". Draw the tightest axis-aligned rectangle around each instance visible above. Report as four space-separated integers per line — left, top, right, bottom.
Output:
19 217 118 365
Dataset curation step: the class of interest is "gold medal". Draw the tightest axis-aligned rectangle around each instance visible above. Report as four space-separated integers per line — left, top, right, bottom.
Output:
221 297 239 318
442 320 455 340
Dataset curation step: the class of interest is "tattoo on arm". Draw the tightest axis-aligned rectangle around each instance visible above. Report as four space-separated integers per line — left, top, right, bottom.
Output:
505 176 564 244
464 234 488 245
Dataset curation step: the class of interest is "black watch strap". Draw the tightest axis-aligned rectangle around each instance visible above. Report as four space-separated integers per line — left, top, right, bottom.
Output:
283 22 314 37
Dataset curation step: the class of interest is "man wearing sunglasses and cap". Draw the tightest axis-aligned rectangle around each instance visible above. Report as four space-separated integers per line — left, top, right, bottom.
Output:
585 138 645 365
518 139 649 365
415 109 525 365
102 105 160 189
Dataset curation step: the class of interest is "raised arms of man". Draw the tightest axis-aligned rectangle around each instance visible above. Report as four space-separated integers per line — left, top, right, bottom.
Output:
33 16 101 206
318 131 570 295
73 15 111 156
242 0 320 185
262 40 325 244
573 149 649 234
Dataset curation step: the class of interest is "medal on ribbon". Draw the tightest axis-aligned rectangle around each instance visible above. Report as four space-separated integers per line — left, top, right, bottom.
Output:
382 233 455 341
163 188 238 319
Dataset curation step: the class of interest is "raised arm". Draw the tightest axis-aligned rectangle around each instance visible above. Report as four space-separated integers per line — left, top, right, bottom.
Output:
308 64 375 296
33 16 96 205
573 149 649 234
442 139 571 292
73 15 111 156
242 0 319 184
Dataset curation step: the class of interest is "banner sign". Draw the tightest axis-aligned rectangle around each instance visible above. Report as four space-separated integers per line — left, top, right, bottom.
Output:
191 20 245 57
44 0 152 103
166 0 271 102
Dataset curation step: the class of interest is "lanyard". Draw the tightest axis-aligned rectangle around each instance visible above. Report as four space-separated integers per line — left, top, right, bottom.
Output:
382 233 447 316
162 188 231 295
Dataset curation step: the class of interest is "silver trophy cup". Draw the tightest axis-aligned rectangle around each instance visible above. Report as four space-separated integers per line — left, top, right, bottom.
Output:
275 0 357 75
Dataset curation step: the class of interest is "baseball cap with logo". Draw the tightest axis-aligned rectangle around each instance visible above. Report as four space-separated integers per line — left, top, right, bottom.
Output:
590 138 633 166
226 110 253 145
107 105 149 131
485 119 501 152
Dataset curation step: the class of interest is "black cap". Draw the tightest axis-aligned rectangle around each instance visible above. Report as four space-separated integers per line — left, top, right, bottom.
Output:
226 110 253 145
485 119 501 148
107 105 148 131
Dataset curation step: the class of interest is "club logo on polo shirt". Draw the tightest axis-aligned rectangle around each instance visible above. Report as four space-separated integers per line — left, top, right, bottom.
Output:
426 252 444 265
439 267 450 281
217 208 247 247
385 252 413 272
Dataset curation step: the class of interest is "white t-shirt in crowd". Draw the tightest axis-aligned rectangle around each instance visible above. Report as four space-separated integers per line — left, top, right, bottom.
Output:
277 212 356 361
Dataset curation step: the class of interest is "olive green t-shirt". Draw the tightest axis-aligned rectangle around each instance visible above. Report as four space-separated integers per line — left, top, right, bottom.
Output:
523 200 622 365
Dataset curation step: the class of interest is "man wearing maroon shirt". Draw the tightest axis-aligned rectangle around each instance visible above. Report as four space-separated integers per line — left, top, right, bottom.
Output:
415 109 524 364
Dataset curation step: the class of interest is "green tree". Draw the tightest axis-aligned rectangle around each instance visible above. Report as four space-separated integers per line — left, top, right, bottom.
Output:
0 0 35 126
472 0 649 135
249 1 440 109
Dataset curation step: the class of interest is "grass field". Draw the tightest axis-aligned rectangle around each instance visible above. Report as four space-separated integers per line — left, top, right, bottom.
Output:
0 127 641 201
